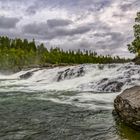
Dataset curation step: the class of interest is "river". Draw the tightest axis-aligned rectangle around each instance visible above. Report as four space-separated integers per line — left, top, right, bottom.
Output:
0 63 140 140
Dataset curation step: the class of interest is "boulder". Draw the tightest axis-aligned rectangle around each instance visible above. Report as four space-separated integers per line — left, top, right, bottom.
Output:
114 86 140 130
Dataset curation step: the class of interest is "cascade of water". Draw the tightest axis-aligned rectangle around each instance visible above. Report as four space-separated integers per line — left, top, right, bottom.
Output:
0 63 139 93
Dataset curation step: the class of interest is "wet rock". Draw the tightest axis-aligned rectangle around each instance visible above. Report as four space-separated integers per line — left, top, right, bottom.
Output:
78 67 85 77
114 86 140 130
102 81 124 92
98 65 104 70
73 99 79 102
99 78 108 84
108 64 116 69
20 72 33 79
57 71 63 81
96 79 124 92
57 67 85 82
103 81 124 92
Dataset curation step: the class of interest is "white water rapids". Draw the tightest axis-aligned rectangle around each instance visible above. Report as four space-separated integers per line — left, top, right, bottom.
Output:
0 63 139 110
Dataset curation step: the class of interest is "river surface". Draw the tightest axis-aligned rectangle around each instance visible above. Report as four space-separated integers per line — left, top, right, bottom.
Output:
0 63 140 140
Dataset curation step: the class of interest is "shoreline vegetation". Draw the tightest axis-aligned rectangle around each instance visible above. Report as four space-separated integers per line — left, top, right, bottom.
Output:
0 36 130 72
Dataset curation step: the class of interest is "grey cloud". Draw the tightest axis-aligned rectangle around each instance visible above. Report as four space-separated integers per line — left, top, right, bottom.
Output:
52 25 91 36
75 40 92 50
23 18 73 35
25 0 112 16
0 0 30 3
119 0 140 12
23 22 48 35
47 19 72 28
94 32 126 52
0 16 19 29
94 32 123 41
23 21 91 40
26 2 39 15
120 4 132 12
59 39 93 51
26 6 36 15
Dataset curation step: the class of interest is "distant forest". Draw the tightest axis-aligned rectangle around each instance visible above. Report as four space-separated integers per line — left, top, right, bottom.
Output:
0 36 130 71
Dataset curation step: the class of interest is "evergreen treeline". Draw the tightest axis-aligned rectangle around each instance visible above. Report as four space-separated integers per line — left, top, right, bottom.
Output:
0 36 129 71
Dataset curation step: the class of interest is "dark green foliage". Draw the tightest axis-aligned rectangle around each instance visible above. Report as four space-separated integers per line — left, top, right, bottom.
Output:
0 36 129 71
128 12 140 55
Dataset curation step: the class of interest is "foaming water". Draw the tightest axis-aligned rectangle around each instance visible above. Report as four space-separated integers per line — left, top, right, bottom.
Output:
0 63 140 92
0 63 140 140
0 63 139 108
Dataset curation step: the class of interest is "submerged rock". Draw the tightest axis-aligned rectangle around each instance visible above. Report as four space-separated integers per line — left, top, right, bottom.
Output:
20 72 33 79
114 86 140 130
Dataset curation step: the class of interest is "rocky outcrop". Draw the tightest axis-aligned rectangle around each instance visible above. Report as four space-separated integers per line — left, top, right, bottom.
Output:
114 86 140 130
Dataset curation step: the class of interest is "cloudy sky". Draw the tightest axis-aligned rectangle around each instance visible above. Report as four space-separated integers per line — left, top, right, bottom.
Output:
0 0 139 57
